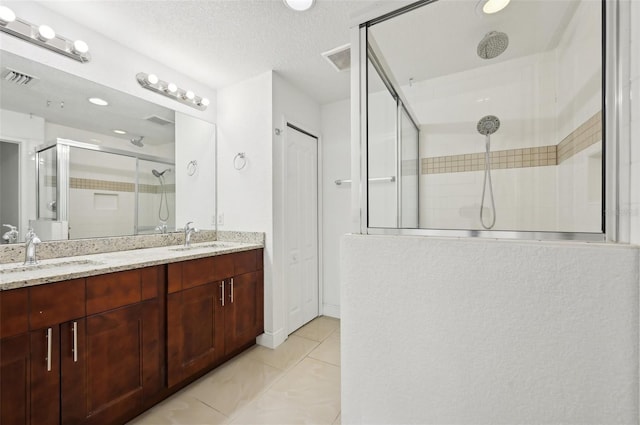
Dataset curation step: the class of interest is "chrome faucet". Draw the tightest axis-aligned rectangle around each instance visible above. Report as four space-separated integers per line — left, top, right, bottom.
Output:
2 224 18 244
155 222 168 234
184 221 198 247
24 228 41 265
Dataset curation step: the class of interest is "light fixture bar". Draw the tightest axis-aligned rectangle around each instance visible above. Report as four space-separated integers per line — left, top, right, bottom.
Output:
0 8 90 62
136 72 209 111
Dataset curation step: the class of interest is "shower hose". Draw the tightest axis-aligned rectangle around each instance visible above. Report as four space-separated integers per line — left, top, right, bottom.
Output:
158 176 170 222
480 135 496 229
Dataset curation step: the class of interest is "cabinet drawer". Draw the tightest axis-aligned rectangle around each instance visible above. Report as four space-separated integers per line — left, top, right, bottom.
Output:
30 279 85 329
86 269 141 315
234 250 258 275
0 288 29 338
181 256 234 291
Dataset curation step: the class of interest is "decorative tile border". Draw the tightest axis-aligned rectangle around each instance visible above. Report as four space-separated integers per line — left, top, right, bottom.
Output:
422 146 557 174
558 111 602 163
46 176 175 194
421 111 601 175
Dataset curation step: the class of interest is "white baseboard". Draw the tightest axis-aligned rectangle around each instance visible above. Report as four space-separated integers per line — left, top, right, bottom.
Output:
322 303 341 318
256 327 287 349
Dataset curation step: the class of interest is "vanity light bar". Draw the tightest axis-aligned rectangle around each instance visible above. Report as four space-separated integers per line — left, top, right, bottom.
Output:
0 6 90 62
136 72 209 111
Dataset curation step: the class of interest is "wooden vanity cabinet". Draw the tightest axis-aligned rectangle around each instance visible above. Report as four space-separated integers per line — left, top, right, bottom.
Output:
0 265 164 425
167 249 264 387
0 288 30 425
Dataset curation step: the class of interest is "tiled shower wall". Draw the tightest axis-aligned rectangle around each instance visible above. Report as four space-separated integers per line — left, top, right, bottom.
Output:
405 0 602 232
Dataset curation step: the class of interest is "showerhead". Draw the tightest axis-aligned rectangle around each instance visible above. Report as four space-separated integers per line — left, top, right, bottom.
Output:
152 168 171 178
477 115 500 135
130 136 145 147
477 31 509 60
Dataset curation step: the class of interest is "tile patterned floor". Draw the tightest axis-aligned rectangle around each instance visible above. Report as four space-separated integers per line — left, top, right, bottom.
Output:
129 316 341 425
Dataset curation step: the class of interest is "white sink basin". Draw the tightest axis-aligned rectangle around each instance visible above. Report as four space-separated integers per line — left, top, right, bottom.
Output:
168 242 232 252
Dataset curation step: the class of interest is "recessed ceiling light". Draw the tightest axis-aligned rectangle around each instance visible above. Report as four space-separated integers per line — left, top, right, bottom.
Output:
88 97 108 106
113 129 127 135
283 0 315 12
478 0 511 14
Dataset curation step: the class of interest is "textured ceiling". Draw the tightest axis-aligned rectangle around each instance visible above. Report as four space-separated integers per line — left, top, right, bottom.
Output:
38 0 383 105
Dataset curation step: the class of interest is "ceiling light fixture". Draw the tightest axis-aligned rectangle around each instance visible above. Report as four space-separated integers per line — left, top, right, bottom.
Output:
477 0 511 14
113 129 127 135
283 0 315 12
136 72 209 111
0 6 90 62
88 97 109 106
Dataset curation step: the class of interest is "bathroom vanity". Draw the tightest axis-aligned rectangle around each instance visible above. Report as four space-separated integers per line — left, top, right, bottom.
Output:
0 239 264 425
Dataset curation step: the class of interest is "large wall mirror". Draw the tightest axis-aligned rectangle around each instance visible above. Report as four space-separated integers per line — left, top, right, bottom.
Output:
0 50 215 243
363 0 603 239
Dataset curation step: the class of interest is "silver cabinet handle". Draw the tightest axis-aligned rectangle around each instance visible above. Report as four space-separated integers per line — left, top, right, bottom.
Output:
46 327 52 372
72 321 78 363
220 281 225 307
230 278 234 303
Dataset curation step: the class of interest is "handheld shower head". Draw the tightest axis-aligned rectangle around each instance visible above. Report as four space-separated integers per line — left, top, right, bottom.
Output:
130 136 145 147
152 168 171 178
477 115 500 136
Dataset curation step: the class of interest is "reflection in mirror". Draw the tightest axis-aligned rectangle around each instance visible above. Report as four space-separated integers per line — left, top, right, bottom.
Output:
0 50 193 242
365 0 603 235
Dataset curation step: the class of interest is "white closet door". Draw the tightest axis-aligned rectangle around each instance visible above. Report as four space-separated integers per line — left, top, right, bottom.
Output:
285 124 319 334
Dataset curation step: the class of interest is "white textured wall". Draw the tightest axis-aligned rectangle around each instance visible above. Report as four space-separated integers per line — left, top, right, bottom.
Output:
320 98 351 318
341 234 639 424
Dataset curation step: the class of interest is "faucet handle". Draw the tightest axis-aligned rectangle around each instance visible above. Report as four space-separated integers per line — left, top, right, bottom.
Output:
3 224 17 231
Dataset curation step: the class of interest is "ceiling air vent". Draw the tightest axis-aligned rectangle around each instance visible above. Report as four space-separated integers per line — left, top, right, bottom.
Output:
1 67 39 87
322 44 350 72
144 115 175 126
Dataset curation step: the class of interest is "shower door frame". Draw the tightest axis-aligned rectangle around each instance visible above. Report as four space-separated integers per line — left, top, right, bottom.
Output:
35 138 174 236
352 0 621 243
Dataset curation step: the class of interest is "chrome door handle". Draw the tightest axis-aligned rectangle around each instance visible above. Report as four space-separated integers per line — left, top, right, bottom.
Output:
72 321 78 363
220 281 225 307
46 327 52 372
230 278 234 303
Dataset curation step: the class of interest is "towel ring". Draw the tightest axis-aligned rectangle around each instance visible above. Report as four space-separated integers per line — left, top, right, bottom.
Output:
187 160 198 176
234 152 247 170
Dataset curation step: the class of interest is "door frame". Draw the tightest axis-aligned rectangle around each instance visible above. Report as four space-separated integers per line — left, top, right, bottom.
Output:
279 116 323 336
0 138 23 240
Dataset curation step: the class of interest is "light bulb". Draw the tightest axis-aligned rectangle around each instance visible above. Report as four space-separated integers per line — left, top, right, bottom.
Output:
0 6 16 26
185 91 195 100
201 98 210 107
283 0 315 12
72 40 89 55
147 74 159 85
37 25 56 42
167 83 178 93
482 0 511 14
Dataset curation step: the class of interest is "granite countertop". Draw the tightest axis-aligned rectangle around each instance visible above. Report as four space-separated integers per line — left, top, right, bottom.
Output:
0 241 263 291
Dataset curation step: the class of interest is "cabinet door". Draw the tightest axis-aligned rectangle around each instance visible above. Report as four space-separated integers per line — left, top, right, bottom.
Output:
69 301 161 425
167 282 225 387
0 333 31 425
30 326 61 425
224 272 259 356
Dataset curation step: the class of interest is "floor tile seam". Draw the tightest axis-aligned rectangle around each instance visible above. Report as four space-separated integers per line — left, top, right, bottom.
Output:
219 358 300 422
192 397 230 421
330 410 342 425
247 342 320 372
304 355 342 369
